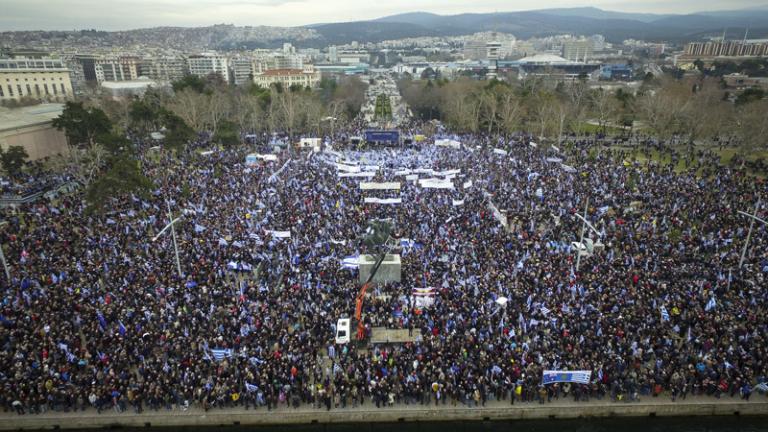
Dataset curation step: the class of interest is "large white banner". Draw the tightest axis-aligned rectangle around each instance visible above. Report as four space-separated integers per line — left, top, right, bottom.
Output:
360 182 401 190
364 197 402 205
435 139 461 149
338 172 376 178
336 163 361 173
265 230 291 238
419 178 454 189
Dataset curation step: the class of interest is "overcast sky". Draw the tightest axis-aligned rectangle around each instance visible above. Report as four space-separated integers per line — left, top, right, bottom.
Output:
2 0 765 31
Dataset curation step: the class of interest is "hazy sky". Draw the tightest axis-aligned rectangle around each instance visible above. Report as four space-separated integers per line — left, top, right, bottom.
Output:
2 0 765 31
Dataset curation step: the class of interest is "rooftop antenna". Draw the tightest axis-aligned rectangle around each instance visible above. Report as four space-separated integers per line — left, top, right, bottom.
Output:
721 28 727 42
743 27 749 44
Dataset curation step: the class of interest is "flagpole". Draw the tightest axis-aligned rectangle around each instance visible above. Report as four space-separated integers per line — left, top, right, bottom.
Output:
575 197 589 271
0 221 10 282
167 200 183 279
739 198 764 268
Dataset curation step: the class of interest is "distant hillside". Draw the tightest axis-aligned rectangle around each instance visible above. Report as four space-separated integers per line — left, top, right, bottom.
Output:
3 6 768 51
366 7 768 42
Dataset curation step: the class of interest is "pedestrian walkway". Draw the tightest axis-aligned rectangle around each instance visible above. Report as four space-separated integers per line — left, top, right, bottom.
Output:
1 396 765 430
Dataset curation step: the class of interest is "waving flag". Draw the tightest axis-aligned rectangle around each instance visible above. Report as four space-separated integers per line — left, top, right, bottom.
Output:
660 306 670 322
341 254 361 269
412 287 436 297
211 348 233 361
118 321 127 336
705 297 717 312
96 310 107 330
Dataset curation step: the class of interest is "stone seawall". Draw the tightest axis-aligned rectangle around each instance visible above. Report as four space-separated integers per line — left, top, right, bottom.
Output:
1 398 766 430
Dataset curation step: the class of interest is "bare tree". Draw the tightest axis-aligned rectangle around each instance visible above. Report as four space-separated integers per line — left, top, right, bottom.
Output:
498 88 523 138
591 88 616 134
166 88 207 132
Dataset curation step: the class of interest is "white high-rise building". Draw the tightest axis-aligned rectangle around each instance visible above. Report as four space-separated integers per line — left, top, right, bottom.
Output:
229 57 254 86
187 53 230 83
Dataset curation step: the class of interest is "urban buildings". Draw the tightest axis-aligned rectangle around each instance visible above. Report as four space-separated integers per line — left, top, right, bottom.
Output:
562 39 594 62
0 51 73 103
684 40 768 57
187 53 230 83
504 54 601 81
100 77 158 99
462 32 516 60
138 56 188 83
253 64 320 89
228 57 254 86
94 56 140 83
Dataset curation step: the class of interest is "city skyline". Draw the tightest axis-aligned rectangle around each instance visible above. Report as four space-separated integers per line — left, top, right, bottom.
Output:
2 0 767 31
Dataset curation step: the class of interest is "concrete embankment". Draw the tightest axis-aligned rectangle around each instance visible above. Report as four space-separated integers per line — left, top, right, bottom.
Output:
1 398 766 430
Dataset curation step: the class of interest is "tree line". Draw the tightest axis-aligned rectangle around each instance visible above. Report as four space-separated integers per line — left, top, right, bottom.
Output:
47 74 367 211
398 74 767 153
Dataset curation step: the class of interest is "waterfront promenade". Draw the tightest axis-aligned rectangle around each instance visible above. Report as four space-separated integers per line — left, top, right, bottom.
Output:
1 397 766 430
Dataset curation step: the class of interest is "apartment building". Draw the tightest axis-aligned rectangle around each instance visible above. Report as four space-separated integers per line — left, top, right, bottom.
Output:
0 52 73 103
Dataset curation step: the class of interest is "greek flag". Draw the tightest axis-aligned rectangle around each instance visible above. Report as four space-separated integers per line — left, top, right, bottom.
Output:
705 297 717 312
540 306 551 316
245 382 259 393
341 254 361 269
660 306 670 322
542 370 592 385
118 321 127 336
211 348 233 361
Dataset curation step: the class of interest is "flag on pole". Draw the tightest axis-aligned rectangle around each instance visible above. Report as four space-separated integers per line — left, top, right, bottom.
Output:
118 321 127 336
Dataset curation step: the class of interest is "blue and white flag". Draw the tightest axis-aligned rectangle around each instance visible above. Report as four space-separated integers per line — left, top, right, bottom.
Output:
245 382 259 393
96 310 107 330
660 306 670 322
211 348 233 361
118 321 127 336
705 297 717 312
540 306 551 316
542 370 592 385
341 254 361 269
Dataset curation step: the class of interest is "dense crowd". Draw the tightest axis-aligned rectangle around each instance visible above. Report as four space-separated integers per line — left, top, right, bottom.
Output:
0 131 766 416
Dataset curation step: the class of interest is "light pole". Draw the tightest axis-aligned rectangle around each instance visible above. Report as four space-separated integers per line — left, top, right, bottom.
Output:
575 197 589 271
738 198 765 269
0 221 10 282
153 200 183 279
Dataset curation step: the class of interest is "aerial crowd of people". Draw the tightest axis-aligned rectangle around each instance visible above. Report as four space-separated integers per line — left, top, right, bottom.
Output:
0 124 766 416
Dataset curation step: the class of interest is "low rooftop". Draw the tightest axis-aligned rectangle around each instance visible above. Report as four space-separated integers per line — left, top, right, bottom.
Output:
0 103 63 132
